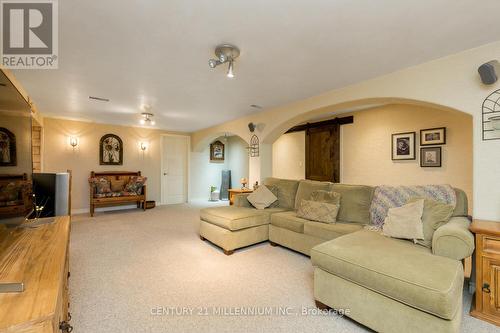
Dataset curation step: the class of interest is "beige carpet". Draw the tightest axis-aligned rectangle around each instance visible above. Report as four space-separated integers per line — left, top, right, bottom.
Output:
69 203 497 333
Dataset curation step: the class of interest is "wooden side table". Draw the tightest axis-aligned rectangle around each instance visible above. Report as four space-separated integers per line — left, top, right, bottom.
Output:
470 219 500 326
228 188 253 205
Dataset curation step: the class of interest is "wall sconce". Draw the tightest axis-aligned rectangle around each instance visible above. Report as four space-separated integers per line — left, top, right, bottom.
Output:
140 142 148 151
69 136 78 150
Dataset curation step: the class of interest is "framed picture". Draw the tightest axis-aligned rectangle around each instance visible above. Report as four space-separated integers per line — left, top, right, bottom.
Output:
420 127 446 146
391 132 416 160
420 147 442 167
0 127 16 166
210 140 225 161
100 134 123 165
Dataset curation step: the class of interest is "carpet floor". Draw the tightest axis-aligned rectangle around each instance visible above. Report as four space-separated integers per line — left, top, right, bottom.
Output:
70 203 497 333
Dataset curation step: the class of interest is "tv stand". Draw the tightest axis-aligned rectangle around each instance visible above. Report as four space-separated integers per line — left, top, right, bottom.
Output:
0 215 71 332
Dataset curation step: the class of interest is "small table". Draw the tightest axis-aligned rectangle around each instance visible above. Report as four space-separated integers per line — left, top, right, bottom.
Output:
470 219 500 327
228 188 253 205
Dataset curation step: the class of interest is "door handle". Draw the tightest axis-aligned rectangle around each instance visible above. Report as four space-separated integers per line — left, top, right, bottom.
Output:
482 283 491 293
163 172 168 176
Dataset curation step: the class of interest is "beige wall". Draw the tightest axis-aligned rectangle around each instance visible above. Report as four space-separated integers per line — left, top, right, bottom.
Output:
272 131 305 179
42 117 185 212
272 104 473 209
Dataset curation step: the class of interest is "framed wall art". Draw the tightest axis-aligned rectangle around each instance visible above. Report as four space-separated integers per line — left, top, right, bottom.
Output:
420 127 446 146
391 132 416 160
420 147 442 167
0 127 16 166
210 140 225 162
100 134 123 165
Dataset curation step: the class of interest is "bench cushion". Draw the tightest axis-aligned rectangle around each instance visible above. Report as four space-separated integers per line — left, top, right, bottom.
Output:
311 230 463 319
200 206 286 231
270 211 307 233
304 221 364 240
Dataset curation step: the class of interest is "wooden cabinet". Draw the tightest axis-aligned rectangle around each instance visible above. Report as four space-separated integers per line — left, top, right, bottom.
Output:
470 220 500 326
0 216 72 333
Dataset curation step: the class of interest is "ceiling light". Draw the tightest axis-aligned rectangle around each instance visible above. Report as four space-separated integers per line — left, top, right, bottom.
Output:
140 111 155 126
208 44 240 78
227 60 234 78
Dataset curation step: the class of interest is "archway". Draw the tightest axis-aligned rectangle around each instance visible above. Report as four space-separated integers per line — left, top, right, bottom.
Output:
190 133 250 201
269 100 473 212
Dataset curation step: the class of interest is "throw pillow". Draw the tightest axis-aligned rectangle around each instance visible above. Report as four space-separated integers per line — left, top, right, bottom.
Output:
382 199 424 241
296 199 339 224
88 177 111 194
408 197 455 248
125 176 147 195
311 190 341 205
247 185 278 210
267 185 280 208
111 179 125 192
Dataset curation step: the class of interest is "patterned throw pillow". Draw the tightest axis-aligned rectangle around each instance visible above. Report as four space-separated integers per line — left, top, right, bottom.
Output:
266 185 280 208
124 176 147 195
296 199 340 224
88 177 111 194
311 190 341 205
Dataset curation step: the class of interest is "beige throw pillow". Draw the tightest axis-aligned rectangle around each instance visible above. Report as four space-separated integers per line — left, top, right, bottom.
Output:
408 198 455 248
296 199 340 224
247 185 278 210
382 199 424 241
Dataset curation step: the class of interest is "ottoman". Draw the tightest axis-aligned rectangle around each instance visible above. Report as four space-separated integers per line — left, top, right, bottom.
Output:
311 229 464 333
199 206 286 255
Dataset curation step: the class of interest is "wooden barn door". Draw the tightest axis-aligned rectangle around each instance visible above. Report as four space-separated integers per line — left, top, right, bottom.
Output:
305 124 340 182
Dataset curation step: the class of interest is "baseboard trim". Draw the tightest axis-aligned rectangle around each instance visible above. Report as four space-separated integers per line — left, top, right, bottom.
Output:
72 204 138 215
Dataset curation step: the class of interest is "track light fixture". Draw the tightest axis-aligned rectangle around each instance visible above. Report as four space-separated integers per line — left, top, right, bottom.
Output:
140 105 156 126
208 44 240 78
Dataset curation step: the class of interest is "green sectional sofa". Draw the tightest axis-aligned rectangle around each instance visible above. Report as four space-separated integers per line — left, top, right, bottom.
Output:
198 177 475 333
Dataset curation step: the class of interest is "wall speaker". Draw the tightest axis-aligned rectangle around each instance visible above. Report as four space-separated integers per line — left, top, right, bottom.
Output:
478 60 499 85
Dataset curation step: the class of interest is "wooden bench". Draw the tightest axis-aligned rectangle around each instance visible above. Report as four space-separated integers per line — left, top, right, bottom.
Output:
89 171 146 217
0 173 32 219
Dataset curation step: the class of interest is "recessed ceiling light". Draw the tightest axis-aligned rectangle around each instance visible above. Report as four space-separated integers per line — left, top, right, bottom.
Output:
89 96 110 102
250 104 262 109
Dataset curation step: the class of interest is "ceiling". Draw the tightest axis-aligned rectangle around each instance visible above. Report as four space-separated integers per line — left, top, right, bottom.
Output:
0 71 31 114
12 0 500 132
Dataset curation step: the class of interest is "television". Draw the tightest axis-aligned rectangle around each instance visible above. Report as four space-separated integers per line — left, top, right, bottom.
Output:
32 173 70 218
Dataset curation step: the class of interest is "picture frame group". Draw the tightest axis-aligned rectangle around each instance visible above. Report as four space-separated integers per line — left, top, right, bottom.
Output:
391 127 446 167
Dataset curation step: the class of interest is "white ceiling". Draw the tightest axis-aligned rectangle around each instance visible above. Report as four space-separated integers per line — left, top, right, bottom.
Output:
12 0 500 132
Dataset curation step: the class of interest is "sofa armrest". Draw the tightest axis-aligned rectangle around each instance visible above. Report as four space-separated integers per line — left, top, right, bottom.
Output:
432 216 474 260
234 193 252 207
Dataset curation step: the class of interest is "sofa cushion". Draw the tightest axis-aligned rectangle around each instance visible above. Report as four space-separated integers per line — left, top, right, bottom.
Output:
304 221 363 240
264 178 300 210
200 206 286 231
311 230 463 319
294 180 332 210
311 190 341 204
331 184 374 224
270 211 307 233
408 198 455 249
452 188 468 217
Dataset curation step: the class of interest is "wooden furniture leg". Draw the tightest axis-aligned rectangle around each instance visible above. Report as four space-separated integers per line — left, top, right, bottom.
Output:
223 249 234 255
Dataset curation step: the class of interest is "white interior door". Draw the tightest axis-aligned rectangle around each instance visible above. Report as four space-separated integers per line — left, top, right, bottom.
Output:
161 135 188 204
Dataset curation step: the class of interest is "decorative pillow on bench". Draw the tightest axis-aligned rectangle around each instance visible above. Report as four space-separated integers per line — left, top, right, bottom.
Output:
124 176 147 195
88 177 112 194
